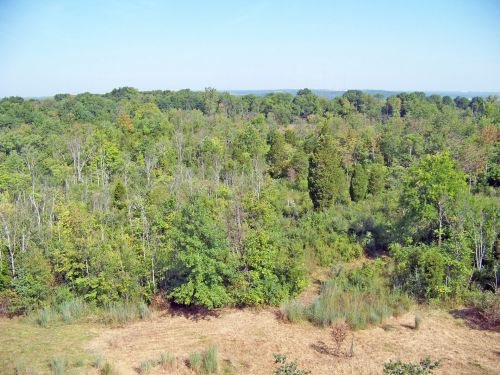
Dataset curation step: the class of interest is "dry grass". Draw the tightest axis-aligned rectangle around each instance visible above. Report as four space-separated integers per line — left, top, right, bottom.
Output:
86 307 500 375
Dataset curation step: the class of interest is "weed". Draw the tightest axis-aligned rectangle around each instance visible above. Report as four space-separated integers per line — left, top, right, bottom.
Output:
383 357 440 374
273 354 311 375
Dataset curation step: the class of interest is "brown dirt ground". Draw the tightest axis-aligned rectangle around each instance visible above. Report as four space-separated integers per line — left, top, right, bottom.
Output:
87 306 500 375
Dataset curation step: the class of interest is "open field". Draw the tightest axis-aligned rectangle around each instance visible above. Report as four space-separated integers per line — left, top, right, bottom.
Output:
2 305 498 375
87 307 500 375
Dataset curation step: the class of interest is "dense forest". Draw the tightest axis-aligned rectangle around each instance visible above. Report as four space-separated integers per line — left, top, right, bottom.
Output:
0 87 498 313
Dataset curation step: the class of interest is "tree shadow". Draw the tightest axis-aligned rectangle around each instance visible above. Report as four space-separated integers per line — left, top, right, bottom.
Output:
400 323 416 330
450 307 500 332
160 303 221 321
310 341 334 356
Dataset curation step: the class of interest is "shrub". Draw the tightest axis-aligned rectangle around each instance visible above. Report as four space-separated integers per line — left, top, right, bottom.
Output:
383 357 440 375
331 321 348 355
49 356 68 375
273 354 311 375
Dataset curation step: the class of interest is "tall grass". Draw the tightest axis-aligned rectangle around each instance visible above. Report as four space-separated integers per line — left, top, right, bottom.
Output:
29 299 151 327
282 263 412 330
49 356 67 375
101 301 151 325
59 299 88 322
188 346 219 374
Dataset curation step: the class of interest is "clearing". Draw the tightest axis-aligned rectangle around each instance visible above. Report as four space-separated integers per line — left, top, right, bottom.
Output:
1 306 499 374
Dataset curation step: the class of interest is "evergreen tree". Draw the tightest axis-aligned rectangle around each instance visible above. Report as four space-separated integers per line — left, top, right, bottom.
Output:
308 126 348 209
350 163 368 201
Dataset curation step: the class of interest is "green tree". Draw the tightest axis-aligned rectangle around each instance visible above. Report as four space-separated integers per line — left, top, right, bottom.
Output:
165 197 234 308
350 163 368 201
308 127 348 209
402 152 466 247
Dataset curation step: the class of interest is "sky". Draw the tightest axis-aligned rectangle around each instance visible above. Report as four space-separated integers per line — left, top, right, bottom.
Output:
0 0 499 97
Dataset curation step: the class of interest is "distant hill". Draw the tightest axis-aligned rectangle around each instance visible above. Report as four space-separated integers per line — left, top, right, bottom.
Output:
228 89 500 99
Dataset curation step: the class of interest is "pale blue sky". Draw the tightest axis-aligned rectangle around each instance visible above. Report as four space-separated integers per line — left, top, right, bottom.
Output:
0 0 499 97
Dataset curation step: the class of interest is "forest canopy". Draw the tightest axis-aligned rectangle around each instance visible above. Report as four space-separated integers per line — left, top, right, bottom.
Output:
0 88 498 312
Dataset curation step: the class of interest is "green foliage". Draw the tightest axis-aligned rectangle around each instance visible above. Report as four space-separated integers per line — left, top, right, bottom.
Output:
165 196 234 308
350 163 369 201
308 126 348 209
273 354 311 375
0 88 497 314
383 357 440 375
286 263 412 329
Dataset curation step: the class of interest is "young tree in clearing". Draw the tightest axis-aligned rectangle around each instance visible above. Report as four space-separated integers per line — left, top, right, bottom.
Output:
308 126 348 209
402 152 466 247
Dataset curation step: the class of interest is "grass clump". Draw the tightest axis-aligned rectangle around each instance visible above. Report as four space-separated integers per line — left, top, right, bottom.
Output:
159 352 175 369
188 346 219 374
280 301 306 323
33 306 56 327
59 299 87 322
138 360 153 374
49 356 68 375
283 262 412 330
102 301 151 325
414 314 423 330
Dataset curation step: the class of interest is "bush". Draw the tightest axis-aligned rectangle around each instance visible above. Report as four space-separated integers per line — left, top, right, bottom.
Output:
383 357 440 375
273 354 311 375
331 321 348 355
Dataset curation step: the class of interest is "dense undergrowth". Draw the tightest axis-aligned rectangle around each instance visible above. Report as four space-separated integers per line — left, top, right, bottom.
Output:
282 261 412 329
